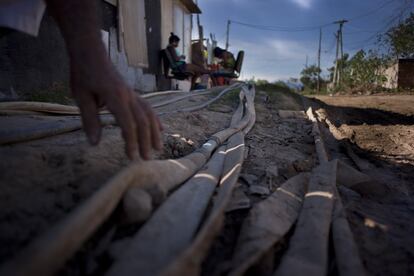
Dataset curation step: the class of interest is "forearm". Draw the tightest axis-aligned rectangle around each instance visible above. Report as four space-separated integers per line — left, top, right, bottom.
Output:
168 47 181 62
45 0 107 63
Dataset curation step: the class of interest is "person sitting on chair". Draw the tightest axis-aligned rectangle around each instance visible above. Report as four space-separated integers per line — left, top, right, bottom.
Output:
166 33 210 90
213 47 236 73
211 47 236 86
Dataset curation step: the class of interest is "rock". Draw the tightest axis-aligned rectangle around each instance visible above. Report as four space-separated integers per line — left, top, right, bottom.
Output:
226 186 251 212
249 185 270 197
240 173 258 186
265 165 279 178
164 134 196 158
278 164 297 179
292 159 313 172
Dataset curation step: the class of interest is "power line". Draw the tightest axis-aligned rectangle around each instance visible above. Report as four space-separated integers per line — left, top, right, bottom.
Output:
229 20 334 33
229 0 398 34
344 3 412 51
348 0 396 21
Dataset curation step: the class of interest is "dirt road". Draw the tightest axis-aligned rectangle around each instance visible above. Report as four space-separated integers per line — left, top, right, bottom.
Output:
315 94 414 117
312 94 414 276
0 88 413 275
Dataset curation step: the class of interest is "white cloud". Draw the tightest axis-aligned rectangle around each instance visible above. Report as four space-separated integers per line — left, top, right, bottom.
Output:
290 0 313 9
269 39 309 60
228 38 315 82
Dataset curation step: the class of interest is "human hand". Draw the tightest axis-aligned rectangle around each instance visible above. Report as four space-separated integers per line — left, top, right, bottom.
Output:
70 53 163 161
45 0 162 160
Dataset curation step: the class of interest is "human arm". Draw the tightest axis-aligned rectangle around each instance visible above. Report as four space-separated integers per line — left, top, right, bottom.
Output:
167 45 185 62
45 0 162 160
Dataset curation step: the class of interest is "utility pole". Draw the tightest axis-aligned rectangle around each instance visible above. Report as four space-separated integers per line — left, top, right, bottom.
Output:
333 31 340 86
317 28 322 92
333 19 348 87
305 55 309 68
195 0 203 54
197 14 203 42
225 20 231 50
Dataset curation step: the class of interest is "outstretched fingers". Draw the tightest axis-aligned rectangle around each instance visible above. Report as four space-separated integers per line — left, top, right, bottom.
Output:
137 97 163 152
131 98 151 160
76 89 102 145
107 89 139 160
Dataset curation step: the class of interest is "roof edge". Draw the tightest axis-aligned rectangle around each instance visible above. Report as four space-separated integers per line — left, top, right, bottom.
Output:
179 0 202 14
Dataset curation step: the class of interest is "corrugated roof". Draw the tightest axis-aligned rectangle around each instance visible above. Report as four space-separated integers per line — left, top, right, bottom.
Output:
180 0 202 14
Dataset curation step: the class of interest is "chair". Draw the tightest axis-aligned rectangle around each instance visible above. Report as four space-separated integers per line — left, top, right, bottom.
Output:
160 49 194 81
212 50 245 79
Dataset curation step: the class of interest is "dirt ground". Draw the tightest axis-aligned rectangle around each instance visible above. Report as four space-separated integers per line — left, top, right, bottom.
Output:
0 89 413 275
203 90 317 275
0 91 233 265
312 94 414 276
315 94 414 117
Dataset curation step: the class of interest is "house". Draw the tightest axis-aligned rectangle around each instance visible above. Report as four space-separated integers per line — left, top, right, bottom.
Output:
383 59 414 90
106 0 201 92
0 0 202 96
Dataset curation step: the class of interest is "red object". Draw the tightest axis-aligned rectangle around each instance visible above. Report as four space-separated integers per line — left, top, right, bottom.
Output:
209 64 225 86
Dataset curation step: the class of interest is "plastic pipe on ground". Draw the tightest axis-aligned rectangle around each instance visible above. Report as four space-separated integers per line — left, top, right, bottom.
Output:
0 84 255 276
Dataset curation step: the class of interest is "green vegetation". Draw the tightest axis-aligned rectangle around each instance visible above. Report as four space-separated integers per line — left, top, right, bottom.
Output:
212 87 241 108
251 78 304 110
381 12 414 59
325 50 388 94
24 82 72 105
299 12 414 95
343 50 388 90
299 65 329 95
249 78 295 94
300 65 321 91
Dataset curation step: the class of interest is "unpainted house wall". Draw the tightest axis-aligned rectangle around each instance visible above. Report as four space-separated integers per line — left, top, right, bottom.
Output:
119 0 149 68
109 27 157 92
161 0 174 49
0 12 69 95
398 59 414 89
0 2 118 96
0 1 160 98
383 63 399 89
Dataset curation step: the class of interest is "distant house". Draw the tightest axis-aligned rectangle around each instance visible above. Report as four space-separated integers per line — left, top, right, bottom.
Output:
0 0 202 95
382 59 414 90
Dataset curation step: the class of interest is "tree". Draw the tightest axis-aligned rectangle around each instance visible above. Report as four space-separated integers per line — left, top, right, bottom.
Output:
300 65 321 90
382 12 414 58
255 79 269 86
327 50 387 91
345 50 387 89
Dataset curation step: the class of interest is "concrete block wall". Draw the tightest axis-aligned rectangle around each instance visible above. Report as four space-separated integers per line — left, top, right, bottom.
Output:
0 13 69 95
108 27 157 93
398 59 414 89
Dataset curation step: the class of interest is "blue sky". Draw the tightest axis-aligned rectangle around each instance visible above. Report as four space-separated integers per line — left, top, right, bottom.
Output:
195 0 414 82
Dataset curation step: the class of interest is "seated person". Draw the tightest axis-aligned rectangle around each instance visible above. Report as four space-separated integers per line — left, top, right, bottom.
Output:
166 33 210 89
211 47 236 86
213 47 236 73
